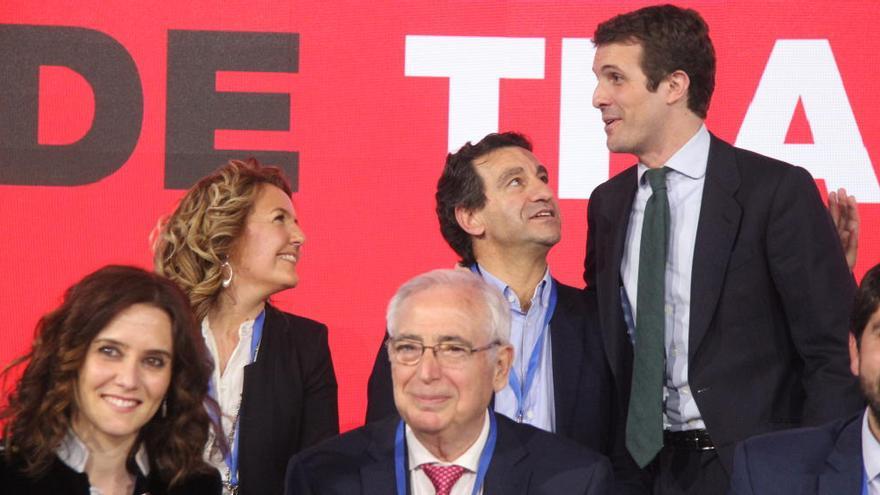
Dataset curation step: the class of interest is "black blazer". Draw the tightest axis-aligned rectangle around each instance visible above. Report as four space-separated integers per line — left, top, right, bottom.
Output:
728 412 864 495
0 452 221 495
237 304 339 495
584 134 862 473
284 413 613 494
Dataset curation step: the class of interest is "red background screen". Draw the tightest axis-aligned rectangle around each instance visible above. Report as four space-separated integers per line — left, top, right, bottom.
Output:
2 1 878 431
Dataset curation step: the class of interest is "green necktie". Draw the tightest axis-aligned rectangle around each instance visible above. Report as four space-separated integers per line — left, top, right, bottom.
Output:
626 166 670 468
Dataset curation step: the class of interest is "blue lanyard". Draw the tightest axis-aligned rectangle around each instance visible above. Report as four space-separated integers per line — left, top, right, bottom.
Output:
469 264 557 422
864 467 870 495
208 309 266 489
394 410 498 495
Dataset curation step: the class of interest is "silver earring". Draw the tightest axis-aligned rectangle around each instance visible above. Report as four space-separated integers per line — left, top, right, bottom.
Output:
161 398 168 418
221 261 234 288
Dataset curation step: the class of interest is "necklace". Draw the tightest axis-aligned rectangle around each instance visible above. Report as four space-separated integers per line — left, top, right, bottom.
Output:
222 396 243 495
208 311 265 495
220 338 262 495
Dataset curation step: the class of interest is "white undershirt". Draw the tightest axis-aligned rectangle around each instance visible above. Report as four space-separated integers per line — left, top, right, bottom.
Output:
201 316 255 494
406 413 490 495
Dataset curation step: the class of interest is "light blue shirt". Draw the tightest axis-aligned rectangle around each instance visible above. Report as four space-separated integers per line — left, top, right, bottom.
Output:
620 124 710 431
478 263 556 432
862 410 880 494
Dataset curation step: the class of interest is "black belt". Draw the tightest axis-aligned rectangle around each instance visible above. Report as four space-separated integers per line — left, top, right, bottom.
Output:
663 429 715 451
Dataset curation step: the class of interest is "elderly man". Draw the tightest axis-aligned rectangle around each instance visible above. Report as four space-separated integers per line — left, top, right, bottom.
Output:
286 269 611 494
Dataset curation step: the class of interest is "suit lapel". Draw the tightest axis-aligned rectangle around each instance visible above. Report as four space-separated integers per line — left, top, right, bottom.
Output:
818 414 863 495
688 135 742 361
238 307 277 489
550 283 584 438
484 417 531 494
361 418 399 494
598 167 638 382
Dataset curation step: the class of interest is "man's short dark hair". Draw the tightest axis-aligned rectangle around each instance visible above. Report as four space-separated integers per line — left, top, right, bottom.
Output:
436 132 533 266
852 263 880 342
593 4 716 118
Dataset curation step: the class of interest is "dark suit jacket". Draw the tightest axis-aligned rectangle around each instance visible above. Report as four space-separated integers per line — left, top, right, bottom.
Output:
728 412 864 494
284 413 613 494
0 450 221 495
584 134 862 473
238 304 339 495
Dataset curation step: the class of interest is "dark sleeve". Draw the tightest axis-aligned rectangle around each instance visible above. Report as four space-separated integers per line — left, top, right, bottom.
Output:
583 280 649 494
583 187 601 288
583 456 614 495
300 323 340 448
284 454 316 495
727 442 756 495
365 333 398 423
765 165 862 423
167 469 222 495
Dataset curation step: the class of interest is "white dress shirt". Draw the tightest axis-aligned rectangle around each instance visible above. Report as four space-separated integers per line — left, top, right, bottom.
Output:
407 412 490 495
863 409 880 494
56 428 150 495
479 264 556 432
202 316 256 493
620 124 710 431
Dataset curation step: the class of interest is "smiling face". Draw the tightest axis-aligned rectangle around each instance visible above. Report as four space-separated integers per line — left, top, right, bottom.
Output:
228 184 305 299
465 146 561 256
391 286 511 445
73 303 173 448
592 41 672 162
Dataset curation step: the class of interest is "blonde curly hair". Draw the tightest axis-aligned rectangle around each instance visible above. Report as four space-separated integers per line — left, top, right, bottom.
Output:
153 158 292 320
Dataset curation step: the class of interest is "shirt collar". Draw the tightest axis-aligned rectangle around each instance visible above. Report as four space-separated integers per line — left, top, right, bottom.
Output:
637 123 710 184
862 409 880 482
406 410 490 473
56 428 150 477
476 262 552 311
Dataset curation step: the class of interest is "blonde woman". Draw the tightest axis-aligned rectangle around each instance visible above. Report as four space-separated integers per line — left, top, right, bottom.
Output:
154 159 338 495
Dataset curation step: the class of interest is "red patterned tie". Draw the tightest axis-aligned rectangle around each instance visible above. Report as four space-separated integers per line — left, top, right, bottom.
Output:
421 463 467 495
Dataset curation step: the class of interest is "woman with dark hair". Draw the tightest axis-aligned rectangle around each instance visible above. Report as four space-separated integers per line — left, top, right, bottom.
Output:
153 158 338 495
0 265 221 494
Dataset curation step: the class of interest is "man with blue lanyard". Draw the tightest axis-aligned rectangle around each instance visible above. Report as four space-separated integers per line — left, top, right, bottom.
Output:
728 262 880 494
285 269 611 494
366 133 630 484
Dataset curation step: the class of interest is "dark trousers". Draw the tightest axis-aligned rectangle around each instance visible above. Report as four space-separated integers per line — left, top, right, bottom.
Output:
649 446 729 495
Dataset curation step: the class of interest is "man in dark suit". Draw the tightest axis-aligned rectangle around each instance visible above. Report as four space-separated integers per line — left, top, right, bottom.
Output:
366 133 626 472
584 5 862 494
728 263 880 495
286 269 612 494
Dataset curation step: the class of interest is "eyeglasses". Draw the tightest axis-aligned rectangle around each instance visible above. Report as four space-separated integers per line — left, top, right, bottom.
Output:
387 338 500 367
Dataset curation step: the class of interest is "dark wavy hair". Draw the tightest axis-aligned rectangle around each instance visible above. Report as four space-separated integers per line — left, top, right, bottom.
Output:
436 132 533 266
153 158 292 321
593 4 716 119
853 263 880 343
1 265 221 487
